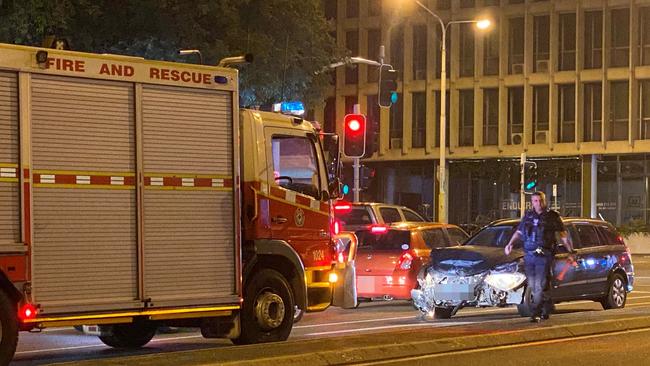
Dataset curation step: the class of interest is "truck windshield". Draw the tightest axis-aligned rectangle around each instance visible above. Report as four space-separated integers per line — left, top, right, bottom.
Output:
464 225 516 248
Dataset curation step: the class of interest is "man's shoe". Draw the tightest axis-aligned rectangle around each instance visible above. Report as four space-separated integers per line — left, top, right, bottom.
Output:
530 316 541 323
541 313 550 320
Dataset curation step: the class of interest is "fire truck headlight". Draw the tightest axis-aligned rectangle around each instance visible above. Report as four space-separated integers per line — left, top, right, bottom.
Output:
329 272 339 284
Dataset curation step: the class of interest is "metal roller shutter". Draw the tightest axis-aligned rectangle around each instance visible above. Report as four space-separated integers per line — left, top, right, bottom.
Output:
142 85 235 303
0 71 20 246
31 75 138 313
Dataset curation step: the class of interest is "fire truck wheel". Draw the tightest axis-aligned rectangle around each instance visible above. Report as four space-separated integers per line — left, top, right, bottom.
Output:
0 290 18 365
98 320 157 349
293 306 305 323
233 269 294 344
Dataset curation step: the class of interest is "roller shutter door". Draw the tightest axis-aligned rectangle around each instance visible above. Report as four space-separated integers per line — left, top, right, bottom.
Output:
0 71 19 247
142 84 235 303
31 75 138 313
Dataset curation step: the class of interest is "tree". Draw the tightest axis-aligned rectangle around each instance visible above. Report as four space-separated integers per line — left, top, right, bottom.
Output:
0 0 340 107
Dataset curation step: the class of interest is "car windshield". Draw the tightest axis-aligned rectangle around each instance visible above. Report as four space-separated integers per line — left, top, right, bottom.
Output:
356 230 411 251
336 207 372 226
464 225 517 248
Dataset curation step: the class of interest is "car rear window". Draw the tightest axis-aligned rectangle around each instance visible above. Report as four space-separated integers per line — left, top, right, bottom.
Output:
356 230 411 251
336 207 373 226
596 226 624 245
465 225 516 247
379 207 402 224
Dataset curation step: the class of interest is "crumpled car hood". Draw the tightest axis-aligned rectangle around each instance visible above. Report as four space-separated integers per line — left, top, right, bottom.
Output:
428 246 523 276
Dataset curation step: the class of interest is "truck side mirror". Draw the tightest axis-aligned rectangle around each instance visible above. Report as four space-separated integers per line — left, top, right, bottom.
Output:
328 178 343 200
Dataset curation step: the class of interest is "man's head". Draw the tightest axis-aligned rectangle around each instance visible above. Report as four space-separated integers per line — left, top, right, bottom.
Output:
531 191 547 213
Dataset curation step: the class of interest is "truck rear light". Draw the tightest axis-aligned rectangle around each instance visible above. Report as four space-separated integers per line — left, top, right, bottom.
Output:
19 303 37 320
332 220 341 235
370 225 388 234
397 252 414 270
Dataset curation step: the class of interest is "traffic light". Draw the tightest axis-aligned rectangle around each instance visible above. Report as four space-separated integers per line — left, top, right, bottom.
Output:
343 113 367 158
363 118 379 158
360 165 376 190
379 66 398 107
524 161 538 193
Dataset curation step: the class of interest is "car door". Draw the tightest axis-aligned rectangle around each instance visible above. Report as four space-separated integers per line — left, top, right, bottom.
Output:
550 224 582 299
571 223 605 296
590 225 625 296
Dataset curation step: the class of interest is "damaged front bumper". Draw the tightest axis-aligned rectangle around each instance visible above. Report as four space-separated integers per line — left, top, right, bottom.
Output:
411 266 525 314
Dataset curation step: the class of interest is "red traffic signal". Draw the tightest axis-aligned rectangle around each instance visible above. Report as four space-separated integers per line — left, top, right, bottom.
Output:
343 114 366 158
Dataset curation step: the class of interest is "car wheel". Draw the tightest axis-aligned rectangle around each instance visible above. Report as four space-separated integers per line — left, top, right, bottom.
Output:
98 320 157 349
433 306 453 319
0 290 18 366
600 273 627 310
232 269 294 344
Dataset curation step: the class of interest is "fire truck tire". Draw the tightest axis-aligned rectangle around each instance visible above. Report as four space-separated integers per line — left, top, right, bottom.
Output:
0 290 18 366
98 321 157 349
232 269 294 345
293 306 305 323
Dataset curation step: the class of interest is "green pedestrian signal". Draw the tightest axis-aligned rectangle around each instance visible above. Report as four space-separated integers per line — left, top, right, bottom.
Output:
524 161 538 193
342 184 350 195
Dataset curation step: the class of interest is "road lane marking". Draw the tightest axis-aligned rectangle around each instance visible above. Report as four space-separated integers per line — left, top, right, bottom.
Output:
355 326 650 365
303 321 477 337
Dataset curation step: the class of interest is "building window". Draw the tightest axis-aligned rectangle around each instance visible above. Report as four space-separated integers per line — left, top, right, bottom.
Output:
483 88 498 146
367 29 381 82
559 13 576 71
390 25 404 79
435 91 450 147
584 11 602 69
412 92 426 148
323 0 337 20
324 97 336 134
345 95 358 115
346 0 358 18
437 0 451 10
459 23 475 77
460 0 474 8
390 94 403 148
558 84 575 143
533 15 550 73
610 8 629 68
484 25 499 76
640 81 650 139
533 86 549 143
368 0 381 16
508 87 524 144
610 81 629 141
412 25 427 80
509 17 525 74
640 8 650 66
345 31 359 84
459 90 474 147
583 83 602 142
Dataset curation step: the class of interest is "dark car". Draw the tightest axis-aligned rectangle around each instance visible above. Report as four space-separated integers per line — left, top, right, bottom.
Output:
355 223 468 301
411 218 635 319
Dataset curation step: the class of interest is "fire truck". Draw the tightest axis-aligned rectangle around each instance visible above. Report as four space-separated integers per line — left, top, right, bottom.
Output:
0 42 344 363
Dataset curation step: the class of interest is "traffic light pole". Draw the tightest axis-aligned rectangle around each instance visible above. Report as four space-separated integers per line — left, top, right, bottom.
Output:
353 103 361 202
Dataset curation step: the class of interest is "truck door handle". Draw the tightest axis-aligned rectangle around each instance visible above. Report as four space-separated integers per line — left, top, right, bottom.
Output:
272 216 288 224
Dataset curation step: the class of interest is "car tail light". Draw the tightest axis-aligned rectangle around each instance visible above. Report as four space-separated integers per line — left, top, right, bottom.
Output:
334 201 352 213
397 252 414 270
370 225 388 234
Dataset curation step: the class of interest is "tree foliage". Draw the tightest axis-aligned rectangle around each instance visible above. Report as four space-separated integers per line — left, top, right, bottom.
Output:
0 0 340 106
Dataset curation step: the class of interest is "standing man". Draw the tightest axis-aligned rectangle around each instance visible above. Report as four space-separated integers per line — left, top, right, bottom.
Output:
504 191 574 323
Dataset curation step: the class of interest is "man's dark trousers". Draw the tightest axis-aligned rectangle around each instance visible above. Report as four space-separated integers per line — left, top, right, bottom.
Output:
524 252 552 317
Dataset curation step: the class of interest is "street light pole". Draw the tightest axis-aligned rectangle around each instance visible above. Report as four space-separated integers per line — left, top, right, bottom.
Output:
411 0 490 223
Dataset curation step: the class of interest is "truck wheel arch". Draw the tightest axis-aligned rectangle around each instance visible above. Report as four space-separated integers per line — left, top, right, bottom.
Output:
244 240 307 314
0 270 22 304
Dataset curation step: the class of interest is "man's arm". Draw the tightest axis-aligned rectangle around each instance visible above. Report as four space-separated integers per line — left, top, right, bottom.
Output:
504 230 522 255
559 230 575 253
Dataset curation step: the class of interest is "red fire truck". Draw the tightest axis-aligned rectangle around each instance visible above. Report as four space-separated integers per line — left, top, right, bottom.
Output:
0 42 344 363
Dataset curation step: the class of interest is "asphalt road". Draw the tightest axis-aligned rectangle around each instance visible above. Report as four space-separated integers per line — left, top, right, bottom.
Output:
11 255 650 365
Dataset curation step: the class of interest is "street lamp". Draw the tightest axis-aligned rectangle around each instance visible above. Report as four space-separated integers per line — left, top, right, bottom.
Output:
411 0 491 223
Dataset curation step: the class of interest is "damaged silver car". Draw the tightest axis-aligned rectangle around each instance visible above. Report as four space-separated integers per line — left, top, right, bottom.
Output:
412 218 635 319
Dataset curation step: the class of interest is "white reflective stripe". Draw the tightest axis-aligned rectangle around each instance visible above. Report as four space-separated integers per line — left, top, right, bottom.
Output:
310 199 320 210
0 167 16 178
285 190 296 203
40 174 55 183
76 175 91 184
182 178 194 187
110 176 124 185
212 178 224 187
260 182 269 195
150 177 163 186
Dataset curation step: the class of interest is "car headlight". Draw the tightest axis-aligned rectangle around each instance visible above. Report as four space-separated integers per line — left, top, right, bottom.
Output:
484 272 526 292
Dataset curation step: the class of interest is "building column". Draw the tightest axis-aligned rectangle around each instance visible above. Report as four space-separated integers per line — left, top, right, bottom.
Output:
581 154 598 218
